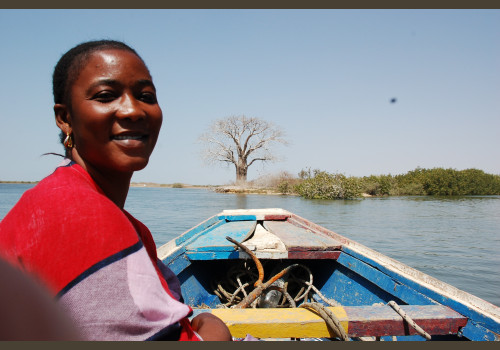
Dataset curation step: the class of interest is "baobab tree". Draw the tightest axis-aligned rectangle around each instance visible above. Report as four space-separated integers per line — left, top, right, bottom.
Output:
199 115 288 184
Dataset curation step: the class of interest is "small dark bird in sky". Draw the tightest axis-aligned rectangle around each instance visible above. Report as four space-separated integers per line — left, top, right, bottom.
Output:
390 98 397 104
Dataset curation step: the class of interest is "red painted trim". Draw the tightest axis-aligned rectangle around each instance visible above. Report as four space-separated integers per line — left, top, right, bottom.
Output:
288 251 341 260
264 214 290 221
343 305 468 337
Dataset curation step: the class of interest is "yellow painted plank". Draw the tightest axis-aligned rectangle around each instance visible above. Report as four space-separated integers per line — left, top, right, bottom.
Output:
211 307 348 339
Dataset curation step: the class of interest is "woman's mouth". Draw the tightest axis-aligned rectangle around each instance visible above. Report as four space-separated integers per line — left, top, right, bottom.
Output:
111 133 149 148
113 134 146 141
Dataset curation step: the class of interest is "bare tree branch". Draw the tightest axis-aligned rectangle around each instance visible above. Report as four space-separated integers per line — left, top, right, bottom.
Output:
198 115 288 183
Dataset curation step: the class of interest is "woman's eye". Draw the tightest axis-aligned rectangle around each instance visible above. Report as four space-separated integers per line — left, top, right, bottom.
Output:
140 92 157 104
93 91 116 102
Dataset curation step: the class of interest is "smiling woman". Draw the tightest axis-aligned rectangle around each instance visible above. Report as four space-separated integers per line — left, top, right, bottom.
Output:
0 40 231 341
54 48 163 208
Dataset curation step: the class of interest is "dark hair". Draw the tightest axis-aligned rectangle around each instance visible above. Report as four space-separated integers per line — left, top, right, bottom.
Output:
53 40 145 105
52 40 147 153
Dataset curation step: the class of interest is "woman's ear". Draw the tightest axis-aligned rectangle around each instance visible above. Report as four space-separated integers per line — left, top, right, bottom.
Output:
54 104 72 134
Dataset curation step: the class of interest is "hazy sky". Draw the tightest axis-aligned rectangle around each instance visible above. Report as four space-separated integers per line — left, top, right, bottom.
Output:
1 9 499 185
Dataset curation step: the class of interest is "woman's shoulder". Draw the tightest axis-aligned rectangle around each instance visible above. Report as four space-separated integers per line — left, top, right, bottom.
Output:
1 162 129 233
22 162 114 209
37 161 101 194
0 162 142 292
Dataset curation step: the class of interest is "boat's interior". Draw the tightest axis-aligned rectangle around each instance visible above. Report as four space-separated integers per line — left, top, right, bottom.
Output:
179 257 403 308
162 213 472 340
178 257 467 341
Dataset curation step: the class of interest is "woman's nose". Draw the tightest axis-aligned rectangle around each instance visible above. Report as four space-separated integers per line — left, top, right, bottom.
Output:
115 94 146 121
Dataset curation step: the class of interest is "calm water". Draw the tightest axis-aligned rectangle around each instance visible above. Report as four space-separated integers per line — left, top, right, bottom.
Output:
1 183 499 307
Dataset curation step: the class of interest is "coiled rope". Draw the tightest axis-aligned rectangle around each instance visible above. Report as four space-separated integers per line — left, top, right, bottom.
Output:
218 237 430 341
299 302 349 341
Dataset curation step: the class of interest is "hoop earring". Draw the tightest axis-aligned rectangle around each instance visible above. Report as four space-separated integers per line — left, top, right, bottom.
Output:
63 132 73 148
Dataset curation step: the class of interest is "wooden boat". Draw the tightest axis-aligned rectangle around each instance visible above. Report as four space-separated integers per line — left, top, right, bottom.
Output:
157 208 500 341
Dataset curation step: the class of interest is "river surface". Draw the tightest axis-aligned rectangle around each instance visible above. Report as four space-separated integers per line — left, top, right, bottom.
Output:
1 183 499 307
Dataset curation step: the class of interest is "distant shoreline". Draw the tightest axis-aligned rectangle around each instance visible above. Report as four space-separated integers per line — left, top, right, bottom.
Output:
0 181 211 188
0 181 288 196
129 182 212 189
0 181 38 184
1 181 290 197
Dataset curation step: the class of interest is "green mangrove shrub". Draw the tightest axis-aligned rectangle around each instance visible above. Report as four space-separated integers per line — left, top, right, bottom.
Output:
273 167 500 198
277 181 291 194
360 167 500 196
417 168 500 195
294 170 362 199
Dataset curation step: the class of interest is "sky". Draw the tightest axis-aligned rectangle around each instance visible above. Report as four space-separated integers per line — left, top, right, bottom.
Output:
0 9 499 185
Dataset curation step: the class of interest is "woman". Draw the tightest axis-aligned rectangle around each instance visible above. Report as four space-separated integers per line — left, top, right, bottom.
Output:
0 40 231 341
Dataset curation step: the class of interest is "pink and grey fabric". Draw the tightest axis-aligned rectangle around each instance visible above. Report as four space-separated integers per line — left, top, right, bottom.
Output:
0 162 200 341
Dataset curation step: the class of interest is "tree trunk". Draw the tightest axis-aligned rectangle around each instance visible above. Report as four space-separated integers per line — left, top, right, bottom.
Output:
236 164 248 185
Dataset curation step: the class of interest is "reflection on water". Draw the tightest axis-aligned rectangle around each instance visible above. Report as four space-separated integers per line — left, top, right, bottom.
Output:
235 194 248 209
1 183 499 307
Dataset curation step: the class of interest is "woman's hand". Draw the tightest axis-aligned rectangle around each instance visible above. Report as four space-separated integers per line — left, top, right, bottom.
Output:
191 313 232 341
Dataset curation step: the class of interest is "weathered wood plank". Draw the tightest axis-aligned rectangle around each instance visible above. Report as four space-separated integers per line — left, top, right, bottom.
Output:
263 221 342 251
263 214 290 221
209 306 347 339
194 305 467 339
220 209 289 221
174 215 223 245
164 248 191 275
219 215 257 222
287 250 341 260
345 304 467 338
186 220 256 251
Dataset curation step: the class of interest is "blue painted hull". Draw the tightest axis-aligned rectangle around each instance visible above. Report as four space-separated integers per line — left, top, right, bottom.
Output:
158 209 500 341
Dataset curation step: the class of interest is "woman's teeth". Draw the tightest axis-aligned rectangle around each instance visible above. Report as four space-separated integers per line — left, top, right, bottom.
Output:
114 135 143 140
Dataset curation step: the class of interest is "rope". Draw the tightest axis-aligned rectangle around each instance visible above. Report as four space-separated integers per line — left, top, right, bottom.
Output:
211 260 257 307
387 301 432 340
216 238 343 311
228 282 251 305
301 280 342 307
299 302 349 341
218 238 348 340
211 241 431 341
290 265 313 303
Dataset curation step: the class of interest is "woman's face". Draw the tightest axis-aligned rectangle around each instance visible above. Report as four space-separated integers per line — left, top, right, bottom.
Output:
63 49 163 176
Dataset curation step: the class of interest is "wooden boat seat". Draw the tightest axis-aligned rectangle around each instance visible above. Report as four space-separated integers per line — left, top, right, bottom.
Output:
193 304 468 339
184 218 343 260
185 220 257 252
263 220 343 259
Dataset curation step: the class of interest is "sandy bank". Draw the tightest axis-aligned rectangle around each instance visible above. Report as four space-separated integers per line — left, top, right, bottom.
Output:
130 182 210 189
